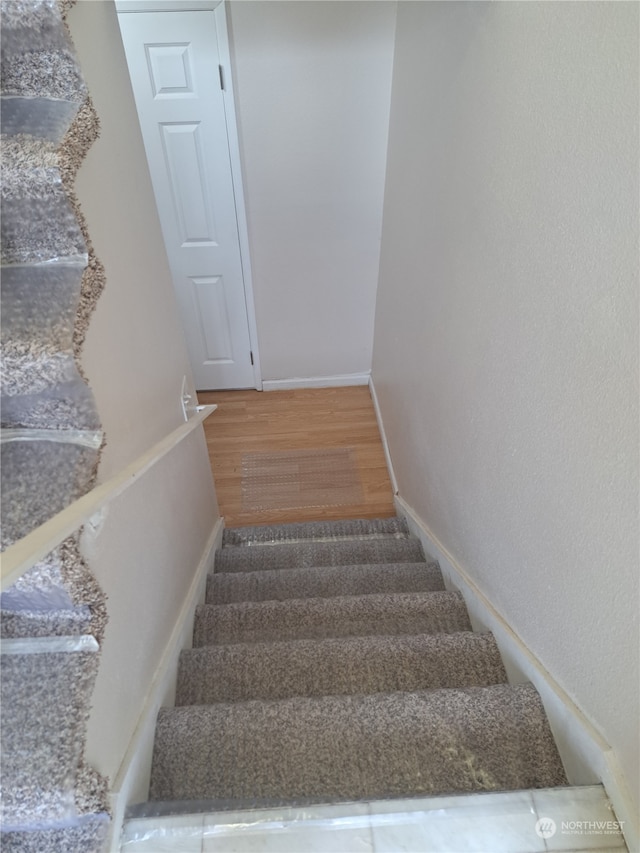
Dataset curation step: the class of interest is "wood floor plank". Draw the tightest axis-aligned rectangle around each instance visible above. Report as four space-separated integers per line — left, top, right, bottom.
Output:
198 386 396 526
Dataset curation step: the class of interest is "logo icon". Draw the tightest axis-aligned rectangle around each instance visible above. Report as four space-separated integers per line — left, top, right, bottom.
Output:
535 817 557 839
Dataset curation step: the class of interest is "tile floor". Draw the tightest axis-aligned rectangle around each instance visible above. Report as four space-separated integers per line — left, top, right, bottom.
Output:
120 786 628 853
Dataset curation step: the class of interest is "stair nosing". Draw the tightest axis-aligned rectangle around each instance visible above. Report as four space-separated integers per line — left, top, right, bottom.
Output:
199 588 464 611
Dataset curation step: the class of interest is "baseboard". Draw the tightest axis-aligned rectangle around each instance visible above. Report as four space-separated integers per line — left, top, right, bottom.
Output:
262 372 371 392
106 517 224 852
368 375 398 495
395 494 639 853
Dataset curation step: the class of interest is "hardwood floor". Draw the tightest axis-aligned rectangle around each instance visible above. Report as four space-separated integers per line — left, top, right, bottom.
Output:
197 386 396 527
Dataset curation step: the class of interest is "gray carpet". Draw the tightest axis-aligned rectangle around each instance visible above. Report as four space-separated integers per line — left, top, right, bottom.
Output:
208 561 444 604
0 637 99 826
194 591 471 646
222 516 409 546
151 683 566 804
1 0 110 847
176 632 507 705
215 537 425 573
150 517 567 807
0 814 110 853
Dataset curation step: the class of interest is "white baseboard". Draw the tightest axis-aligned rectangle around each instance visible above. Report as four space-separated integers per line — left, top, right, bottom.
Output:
262 372 370 392
106 517 224 852
395 494 638 853
368 375 398 495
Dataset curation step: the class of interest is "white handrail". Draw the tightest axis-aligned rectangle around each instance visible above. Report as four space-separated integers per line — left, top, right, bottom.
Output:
0 405 217 591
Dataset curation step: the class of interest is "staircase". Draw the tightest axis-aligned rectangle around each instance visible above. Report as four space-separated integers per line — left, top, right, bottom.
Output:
147 516 567 811
1 0 110 849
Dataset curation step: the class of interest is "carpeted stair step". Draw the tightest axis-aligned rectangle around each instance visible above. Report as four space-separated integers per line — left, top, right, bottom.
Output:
0 1 87 144
1 136 87 266
0 95 82 144
0 635 99 827
1 47 86 103
208 561 444 604
0 608 91 640
176 631 507 705
1 813 111 853
193 590 470 646
1 196 87 265
149 682 567 804
222 516 410 547
1 437 99 548
0 379 100 432
1 135 61 202
1 264 85 361
1 1 73 58
214 537 425 574
1 348 82 398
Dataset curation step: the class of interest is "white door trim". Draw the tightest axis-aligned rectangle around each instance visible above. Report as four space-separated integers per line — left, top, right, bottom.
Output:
115 1 222 12
215 2 262 391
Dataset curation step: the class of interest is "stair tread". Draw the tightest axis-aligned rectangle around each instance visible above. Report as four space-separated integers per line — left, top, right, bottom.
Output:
0 641 99 825
150 683 567 804
1 195 87 266
208 561 444 604
150 517 567 815
176 631 507 705
215 538 425 574
194 590 470 646
222 517 409 547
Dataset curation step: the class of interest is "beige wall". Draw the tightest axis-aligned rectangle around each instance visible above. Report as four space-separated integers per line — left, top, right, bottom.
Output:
67 0 219 792
372 0 639 809
228 1 396 382
70 0 198 477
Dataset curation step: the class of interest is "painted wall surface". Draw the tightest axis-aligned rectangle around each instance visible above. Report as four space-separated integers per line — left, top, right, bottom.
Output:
67 0 219 788
228 1 396 382
69 1 199 477
372 0 639 808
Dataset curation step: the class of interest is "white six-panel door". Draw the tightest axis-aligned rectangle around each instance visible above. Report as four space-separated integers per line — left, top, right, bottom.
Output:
118 9 256 390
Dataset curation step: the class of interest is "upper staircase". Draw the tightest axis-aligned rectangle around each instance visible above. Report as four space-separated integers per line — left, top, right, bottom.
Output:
147 516 567 810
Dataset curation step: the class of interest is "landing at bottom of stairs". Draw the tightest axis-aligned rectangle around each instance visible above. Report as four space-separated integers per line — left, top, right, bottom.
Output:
121 785 627 852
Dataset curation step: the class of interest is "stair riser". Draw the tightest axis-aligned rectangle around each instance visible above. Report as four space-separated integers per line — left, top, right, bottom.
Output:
222 517 409 547
215 539 425 574
193 592 471 647
150 684 567 804
207 562 445 605
176 633 507 705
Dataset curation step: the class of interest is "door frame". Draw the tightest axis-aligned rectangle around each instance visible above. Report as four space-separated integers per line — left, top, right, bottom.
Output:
116 0 262 390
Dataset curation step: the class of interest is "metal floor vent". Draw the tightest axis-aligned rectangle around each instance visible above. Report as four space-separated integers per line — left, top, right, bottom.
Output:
241 448 364 512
